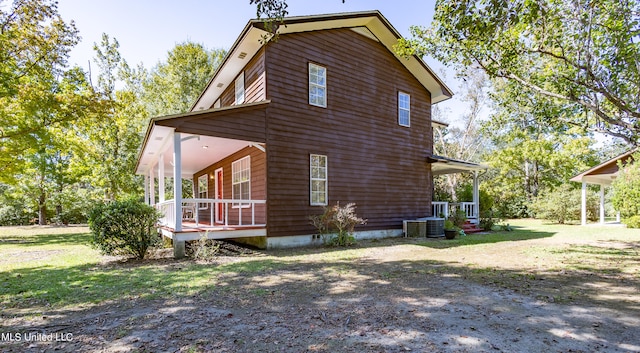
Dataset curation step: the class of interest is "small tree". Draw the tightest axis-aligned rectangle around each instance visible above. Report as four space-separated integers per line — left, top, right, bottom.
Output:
88 199 161 259
310 202 366 246
611 153 640 223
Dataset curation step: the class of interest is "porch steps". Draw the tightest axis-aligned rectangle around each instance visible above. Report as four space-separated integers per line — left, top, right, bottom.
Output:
462 221 483 234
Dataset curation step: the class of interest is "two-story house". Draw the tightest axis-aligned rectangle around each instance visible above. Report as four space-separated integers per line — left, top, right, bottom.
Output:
135 11 483 257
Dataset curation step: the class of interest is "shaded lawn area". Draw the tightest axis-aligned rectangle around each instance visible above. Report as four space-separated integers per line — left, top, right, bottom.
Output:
0 220 639 352
1 220 639 311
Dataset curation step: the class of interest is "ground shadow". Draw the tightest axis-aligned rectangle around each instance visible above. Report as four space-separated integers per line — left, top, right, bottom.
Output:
2 253 639 352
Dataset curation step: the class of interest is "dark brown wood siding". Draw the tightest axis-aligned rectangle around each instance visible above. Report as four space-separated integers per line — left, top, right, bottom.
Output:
158 103 267 143
264 28 434 238
218 48 266 108
193 146 267 224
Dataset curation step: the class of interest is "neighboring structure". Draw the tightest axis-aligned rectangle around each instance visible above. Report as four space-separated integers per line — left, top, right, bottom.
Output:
570 149 636 225
135 11 484 256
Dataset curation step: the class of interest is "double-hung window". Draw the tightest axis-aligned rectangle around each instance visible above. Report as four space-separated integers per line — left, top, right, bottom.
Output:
398 92 410 127
310 154 327 206
235 72 245 105
309 63 326 107
232 156 250 207
197 174 208 210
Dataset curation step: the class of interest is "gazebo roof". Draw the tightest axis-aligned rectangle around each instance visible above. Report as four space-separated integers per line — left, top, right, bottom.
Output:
570 148 637 186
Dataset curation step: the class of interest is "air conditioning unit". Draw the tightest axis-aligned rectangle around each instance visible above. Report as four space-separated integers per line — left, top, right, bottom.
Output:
425 217 445 238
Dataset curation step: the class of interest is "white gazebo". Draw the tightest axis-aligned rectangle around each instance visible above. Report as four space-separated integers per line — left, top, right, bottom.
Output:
570 149 636 225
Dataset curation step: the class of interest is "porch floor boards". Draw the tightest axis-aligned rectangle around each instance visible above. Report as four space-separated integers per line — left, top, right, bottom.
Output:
159 220 266 241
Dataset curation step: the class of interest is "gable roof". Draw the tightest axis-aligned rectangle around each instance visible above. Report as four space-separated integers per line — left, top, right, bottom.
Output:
190 10 453 111
569 148 637 186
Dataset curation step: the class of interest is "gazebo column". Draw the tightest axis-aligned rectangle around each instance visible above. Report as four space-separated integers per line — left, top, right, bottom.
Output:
581 181 587 226
599 185 605 224
173 132 185 258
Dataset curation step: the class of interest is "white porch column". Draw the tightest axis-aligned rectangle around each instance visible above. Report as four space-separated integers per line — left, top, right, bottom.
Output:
173 132 182 232
149 166 155 206
144 174 149 205
159 154 165 203
599 185 605 224
473 171 480 222
581 181 587 226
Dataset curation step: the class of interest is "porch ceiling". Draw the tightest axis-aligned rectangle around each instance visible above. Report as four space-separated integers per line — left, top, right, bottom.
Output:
428 154 488 176
136 125 258 178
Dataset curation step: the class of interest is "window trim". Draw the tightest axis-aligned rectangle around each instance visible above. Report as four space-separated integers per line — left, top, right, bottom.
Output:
308 63 327 108
310 154 328 206
197 174 208 210
235 71 245 105
232 156 251 208
398 91 411 127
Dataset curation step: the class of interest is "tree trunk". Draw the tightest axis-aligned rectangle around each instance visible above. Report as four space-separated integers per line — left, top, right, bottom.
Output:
38 192 47 225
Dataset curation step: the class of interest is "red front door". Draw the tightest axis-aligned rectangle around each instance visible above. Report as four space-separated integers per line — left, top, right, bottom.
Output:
215 168 223 223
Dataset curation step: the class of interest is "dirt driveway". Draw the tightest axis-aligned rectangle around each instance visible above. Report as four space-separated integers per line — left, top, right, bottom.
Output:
2 232 640 352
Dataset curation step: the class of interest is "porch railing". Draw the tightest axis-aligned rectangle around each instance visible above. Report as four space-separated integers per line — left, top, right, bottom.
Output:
432 201 477 221
156 198 266 230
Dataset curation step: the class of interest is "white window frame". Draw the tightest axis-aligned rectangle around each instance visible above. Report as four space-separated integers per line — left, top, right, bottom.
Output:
309 63 326 108
235 71 245 105
232 156 251 208
398 91 411 127
310 154 328 206
197 174 208 210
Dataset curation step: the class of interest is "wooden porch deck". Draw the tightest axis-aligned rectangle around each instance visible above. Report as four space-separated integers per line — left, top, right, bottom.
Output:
159 221 266 242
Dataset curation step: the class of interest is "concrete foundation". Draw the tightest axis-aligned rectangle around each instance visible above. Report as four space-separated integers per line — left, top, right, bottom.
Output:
266 228 403 249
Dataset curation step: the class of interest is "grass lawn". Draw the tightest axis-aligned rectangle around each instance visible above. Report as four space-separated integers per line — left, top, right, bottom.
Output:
1 219 638 312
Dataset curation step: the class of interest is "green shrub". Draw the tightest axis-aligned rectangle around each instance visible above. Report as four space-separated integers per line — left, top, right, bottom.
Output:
612 153 640 219
309 202 366 246
479 210 501 231
448 209 467 228
88 199 161 259
623 215 640 228
530 184 598 223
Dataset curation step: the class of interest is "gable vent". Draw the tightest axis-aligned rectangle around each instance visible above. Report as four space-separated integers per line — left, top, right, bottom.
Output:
216 83 224 88
238 52 247 59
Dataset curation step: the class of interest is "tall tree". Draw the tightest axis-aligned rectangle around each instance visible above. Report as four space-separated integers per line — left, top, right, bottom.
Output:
84 34 147 200
480 79 599 217
432 69 488 201
0 0 81 178
398 0 640 145
142 42 226 117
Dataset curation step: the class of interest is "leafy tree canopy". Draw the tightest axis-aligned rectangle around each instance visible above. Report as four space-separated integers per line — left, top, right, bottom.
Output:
398 0 640 145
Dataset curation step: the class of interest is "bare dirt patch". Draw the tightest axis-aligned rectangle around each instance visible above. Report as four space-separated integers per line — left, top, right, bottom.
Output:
2 235 640 353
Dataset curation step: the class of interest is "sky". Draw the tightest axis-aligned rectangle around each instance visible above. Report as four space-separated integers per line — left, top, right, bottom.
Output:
56 0 469 120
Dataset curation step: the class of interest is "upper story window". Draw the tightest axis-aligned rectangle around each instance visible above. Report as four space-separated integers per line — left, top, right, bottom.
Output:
309 63 326 107
310 154 327 206
232 156 250 208
235 72 245 105
398 92 410 127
